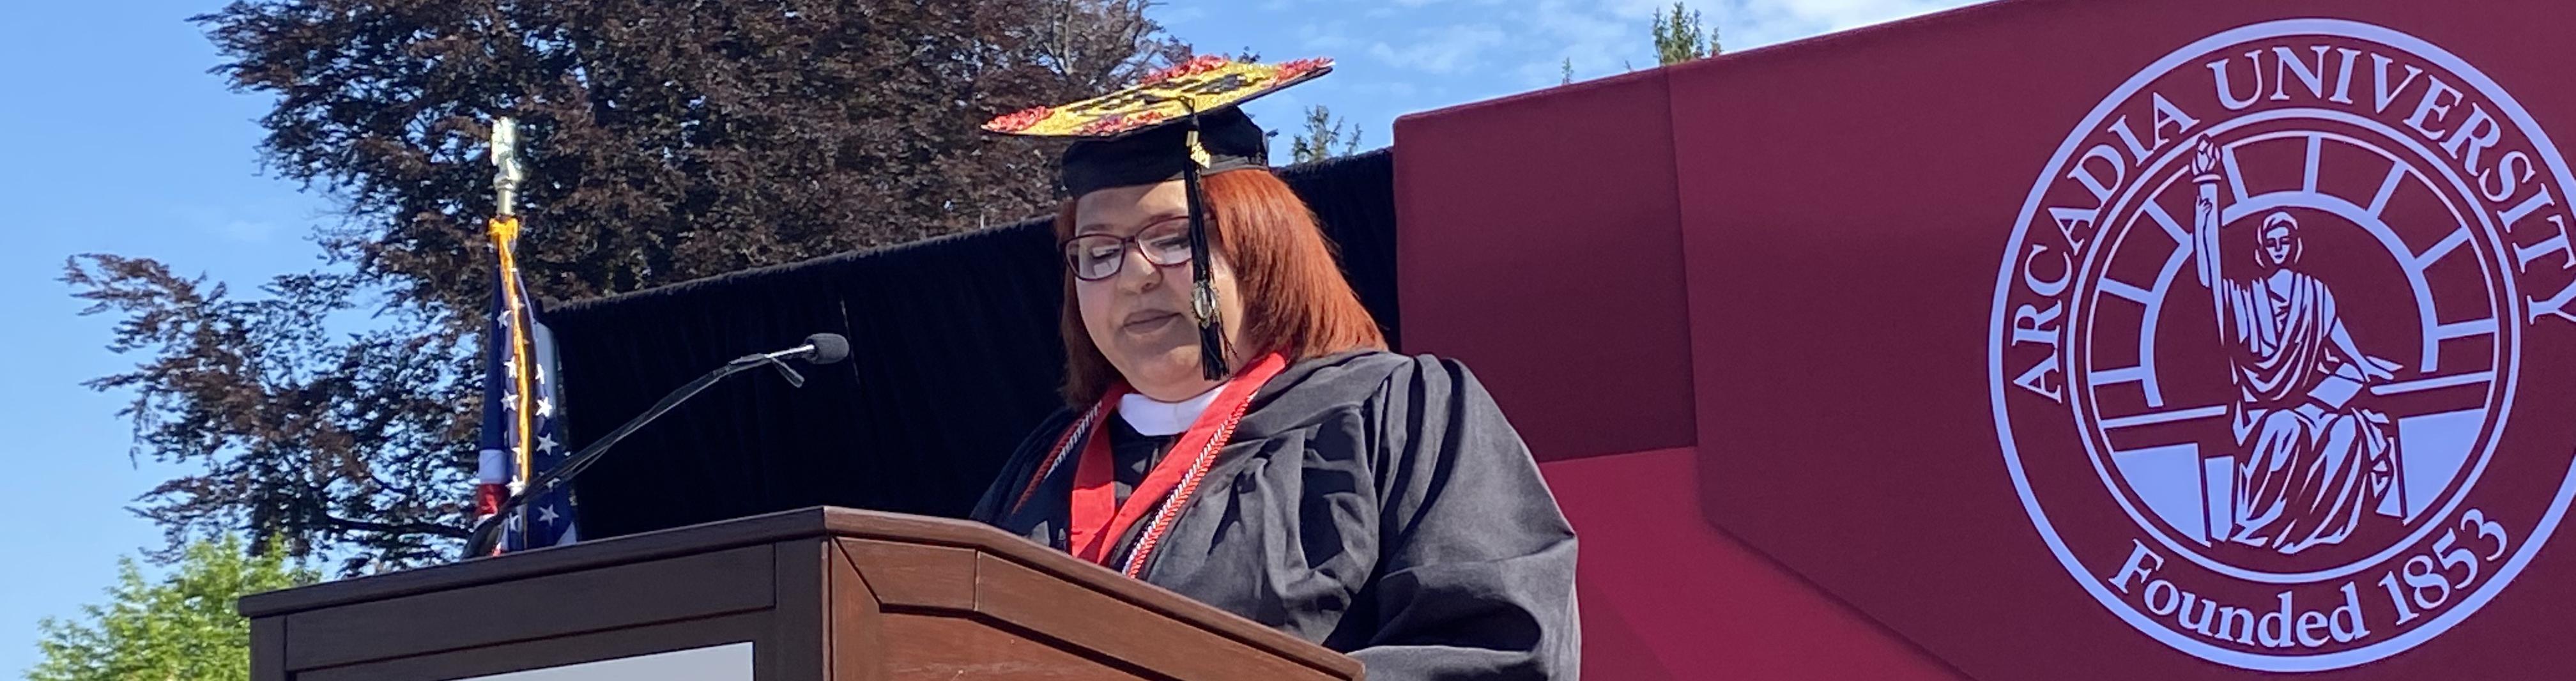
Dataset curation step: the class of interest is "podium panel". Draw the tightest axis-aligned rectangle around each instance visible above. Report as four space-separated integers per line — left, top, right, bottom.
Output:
452 643 754 680
241 508 1363 681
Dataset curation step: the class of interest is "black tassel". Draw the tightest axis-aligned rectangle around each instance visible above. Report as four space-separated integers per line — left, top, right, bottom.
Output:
1180 115 1231 381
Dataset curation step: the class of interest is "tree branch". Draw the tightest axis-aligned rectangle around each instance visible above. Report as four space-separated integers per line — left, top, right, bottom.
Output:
314 513 471 539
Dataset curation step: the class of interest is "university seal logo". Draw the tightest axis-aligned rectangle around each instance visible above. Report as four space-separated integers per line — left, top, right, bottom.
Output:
1990 19 2576 671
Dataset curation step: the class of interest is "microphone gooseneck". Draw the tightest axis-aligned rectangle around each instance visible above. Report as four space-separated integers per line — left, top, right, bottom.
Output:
465 332 852 557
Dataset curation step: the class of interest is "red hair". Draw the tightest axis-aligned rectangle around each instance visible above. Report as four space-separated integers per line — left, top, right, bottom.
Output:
1055 169 1387 405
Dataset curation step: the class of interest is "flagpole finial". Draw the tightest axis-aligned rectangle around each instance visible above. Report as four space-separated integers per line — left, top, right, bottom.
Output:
491 117 525 217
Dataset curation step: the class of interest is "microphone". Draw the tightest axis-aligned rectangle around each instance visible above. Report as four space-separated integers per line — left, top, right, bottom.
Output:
739 333 848 388
783 333 850 365
464 332 853 558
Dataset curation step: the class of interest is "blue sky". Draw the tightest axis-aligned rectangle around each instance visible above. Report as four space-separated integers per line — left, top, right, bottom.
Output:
0 0 1975 675
1184 0 1982 155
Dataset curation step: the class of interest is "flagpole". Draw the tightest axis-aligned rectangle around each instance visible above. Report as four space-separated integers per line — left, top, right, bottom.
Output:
494 117 524 219
489 118 537 553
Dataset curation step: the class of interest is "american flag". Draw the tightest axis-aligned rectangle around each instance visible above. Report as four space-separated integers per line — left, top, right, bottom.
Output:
476 216 579 553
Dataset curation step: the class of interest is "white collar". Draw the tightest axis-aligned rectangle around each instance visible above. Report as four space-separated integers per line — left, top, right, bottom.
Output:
1117 386 1220 436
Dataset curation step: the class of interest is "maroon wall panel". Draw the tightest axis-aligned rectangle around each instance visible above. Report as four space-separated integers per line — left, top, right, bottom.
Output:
1676 1 2576 679
1544 448 1964 680
1397 0 2576 678
1394 71 1698 463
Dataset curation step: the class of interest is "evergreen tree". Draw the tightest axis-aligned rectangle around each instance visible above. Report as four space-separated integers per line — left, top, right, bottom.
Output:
67 0 1199 570
1650 2 1722 65
1287 105 1363 164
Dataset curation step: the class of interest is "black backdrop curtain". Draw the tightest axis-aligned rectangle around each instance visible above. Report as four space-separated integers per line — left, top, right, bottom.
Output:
548 149 1401 540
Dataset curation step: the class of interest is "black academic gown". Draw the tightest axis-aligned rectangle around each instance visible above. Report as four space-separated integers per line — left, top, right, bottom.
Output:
970 351 1582 680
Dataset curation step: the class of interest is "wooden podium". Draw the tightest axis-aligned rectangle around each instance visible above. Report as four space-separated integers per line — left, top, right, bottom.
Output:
239 507 1363 680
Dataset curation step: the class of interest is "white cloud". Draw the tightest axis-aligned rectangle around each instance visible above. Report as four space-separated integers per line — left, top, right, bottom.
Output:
216 219 282 242
1489 0 1982 87
1299 21 1356 52
171 204 287 243
1367 23 1508 75
1719 0 1979 50
1509 0 1670 80
1356 80 1423 99
1159 4 1209 26
1153 0 1986 154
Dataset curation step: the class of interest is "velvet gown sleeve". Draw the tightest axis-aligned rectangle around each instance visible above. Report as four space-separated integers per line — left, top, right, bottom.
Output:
965 355 1579 680
967 408 1077 529
1349 356 1581 680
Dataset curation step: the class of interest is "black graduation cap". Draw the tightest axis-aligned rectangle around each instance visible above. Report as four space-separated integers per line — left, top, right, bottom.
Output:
985 56 1335 379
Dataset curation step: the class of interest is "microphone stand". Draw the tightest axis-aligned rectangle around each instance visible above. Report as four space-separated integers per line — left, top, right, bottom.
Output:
464 348 815 558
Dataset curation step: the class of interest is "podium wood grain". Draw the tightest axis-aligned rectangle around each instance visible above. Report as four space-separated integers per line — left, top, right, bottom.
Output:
240 507 1363 681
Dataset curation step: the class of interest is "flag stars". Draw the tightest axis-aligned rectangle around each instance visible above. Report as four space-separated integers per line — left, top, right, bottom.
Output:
484 275 574 550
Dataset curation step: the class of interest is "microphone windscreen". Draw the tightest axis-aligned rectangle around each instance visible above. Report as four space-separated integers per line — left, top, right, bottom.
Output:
804 333 851 365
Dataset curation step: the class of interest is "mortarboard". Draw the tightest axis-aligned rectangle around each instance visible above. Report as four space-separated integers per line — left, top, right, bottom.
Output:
985 56 1335 380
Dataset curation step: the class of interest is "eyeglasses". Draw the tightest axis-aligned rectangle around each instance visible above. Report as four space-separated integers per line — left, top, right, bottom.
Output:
1062 217 1198 281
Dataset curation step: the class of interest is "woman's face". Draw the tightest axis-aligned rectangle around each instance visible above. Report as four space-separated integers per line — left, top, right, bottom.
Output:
1071 180 1246 401
2262 224 2296 268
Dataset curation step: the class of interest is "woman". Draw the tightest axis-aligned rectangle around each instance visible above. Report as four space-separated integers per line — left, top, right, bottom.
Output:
973 60 1580 680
